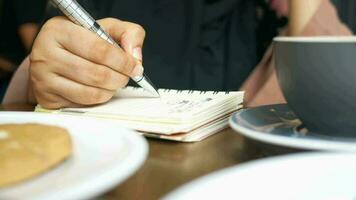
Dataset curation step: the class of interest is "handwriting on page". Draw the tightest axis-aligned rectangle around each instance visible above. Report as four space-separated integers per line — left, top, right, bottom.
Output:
75 87 227 118
167 98 213 113
56 86 244 128
80 95 216 117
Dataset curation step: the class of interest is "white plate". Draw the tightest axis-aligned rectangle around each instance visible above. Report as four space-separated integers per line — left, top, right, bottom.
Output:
0 112 148 200
229 104 356 152
164 153 356 200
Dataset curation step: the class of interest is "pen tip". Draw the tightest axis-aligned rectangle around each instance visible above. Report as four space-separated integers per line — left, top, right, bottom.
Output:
151 90 160 98
134 73 160 98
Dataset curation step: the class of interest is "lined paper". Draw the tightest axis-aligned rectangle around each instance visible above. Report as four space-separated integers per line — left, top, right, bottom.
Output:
36 87 244 141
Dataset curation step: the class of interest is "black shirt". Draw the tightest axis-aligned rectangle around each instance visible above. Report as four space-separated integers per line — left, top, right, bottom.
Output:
0 0 47 65
45 0 279 91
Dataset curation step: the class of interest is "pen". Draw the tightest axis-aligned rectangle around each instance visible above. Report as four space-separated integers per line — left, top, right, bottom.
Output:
51 0 160 97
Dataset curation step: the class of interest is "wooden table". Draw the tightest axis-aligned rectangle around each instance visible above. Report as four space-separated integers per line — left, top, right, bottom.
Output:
1 104 301 200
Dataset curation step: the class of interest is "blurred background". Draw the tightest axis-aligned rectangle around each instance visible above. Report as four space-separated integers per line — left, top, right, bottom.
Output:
0 0 354 101
0 0 47 100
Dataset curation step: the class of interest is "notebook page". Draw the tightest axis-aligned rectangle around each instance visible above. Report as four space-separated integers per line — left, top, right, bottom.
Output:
141 113 231 142
67 105 240 134
60 87 244 124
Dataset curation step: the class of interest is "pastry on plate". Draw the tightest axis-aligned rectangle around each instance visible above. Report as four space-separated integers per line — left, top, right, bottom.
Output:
0 123 72 187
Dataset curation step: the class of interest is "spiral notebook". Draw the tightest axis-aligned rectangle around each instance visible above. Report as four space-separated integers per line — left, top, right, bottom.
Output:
36 87 244 142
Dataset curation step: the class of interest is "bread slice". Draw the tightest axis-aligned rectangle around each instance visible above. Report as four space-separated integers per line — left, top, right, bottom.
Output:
0 123 72 187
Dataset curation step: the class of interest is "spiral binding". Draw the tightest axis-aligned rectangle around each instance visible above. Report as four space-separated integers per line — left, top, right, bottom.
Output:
125 86 230 95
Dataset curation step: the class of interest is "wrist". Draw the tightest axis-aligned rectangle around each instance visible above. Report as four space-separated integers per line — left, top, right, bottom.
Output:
2 57 33 105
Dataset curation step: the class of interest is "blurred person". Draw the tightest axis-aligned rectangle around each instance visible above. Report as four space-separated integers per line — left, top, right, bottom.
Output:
0 0 47 100
3 0 352 108
243 0 351 106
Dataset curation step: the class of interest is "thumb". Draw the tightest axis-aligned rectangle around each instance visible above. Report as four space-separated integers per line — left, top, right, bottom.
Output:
97 18 146 62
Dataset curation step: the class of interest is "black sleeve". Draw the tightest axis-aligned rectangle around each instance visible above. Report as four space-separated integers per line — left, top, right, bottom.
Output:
255 0 287 59
42 1 63 22
11 0 47 25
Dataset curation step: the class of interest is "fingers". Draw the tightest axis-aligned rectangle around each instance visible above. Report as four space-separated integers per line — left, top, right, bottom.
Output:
51 17 140 77
52 76 116 105
53 48 130 91
35 92 81 109
31 71 116 107
97 18 146 61
29 16 147 109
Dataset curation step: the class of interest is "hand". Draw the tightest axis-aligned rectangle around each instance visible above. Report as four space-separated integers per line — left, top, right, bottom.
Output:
29 17 146 109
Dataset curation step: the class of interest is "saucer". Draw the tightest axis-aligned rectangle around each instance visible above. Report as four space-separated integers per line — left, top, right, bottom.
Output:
229 104 356 152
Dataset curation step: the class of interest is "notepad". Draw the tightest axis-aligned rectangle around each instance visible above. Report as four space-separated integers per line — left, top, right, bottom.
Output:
36 87 244 142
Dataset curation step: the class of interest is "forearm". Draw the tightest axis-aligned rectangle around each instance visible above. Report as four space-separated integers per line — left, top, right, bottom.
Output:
289 0 324 35
2 57 35 104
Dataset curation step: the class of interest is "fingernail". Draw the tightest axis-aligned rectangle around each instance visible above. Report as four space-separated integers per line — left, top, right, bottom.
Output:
132 47 142 61
132 64 144 77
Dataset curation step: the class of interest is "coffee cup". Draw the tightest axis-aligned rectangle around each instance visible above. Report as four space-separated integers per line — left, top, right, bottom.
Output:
274 36 356 137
